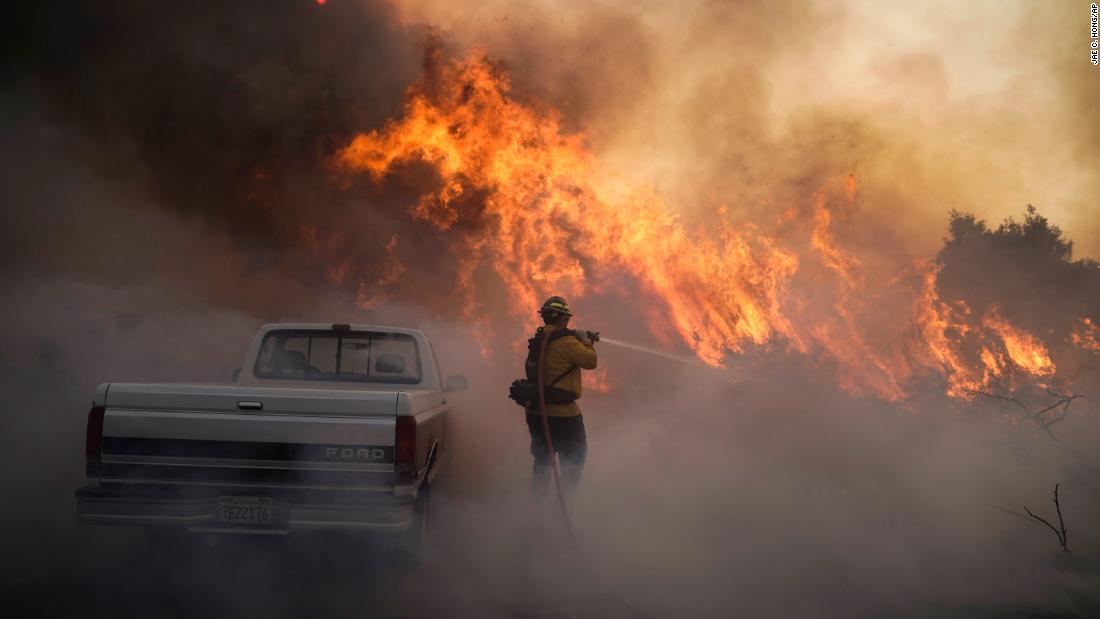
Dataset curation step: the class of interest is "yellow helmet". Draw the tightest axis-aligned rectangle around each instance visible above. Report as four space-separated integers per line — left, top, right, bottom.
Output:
539 295 573 317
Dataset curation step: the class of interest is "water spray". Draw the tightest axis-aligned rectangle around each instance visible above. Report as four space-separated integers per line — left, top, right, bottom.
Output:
598 336 703 365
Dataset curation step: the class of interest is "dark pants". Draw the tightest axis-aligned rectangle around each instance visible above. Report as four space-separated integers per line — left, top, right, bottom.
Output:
526 413 587 494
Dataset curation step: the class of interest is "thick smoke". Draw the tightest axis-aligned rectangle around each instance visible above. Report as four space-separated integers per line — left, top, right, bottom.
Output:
4 0 435 312
388 0 1100 257
2 1 1099 617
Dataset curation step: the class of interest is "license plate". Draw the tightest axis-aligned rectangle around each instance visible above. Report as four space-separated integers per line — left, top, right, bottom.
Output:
218 496 272 526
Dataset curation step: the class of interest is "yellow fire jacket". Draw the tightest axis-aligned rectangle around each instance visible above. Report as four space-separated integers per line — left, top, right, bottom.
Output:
526 325 598 417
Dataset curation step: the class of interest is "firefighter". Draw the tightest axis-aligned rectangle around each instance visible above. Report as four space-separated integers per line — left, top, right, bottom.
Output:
526 295 598 493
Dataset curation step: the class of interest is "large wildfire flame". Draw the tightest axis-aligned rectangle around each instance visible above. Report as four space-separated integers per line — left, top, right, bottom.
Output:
913 264 1057 399
337 50 1082 401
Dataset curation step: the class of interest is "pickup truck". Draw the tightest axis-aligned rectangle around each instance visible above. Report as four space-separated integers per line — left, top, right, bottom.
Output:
75 322 466 553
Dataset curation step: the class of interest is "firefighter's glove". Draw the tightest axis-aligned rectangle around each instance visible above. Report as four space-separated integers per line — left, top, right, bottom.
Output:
574 330 598 346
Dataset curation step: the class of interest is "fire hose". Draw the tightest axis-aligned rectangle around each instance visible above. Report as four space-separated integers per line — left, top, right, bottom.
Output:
534 332 655 619
533 329 658 619
535 330 692 543
535 327 576 544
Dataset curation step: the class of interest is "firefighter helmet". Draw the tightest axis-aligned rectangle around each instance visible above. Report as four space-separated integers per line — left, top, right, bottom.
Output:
539 295 573 317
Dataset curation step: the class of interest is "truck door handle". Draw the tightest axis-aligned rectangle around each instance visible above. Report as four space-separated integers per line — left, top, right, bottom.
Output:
237 401 263 410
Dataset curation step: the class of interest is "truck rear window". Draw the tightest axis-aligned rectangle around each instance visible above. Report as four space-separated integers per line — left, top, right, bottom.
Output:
253 330 422 384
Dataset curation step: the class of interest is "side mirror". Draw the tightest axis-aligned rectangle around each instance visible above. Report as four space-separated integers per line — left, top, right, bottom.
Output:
232 368 241 383
444 375 468 392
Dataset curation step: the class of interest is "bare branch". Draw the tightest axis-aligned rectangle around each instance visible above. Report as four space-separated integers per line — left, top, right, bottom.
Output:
1052 483 1068 550
1024 483 1069 553
1023 506 1061 538
970 389 1082 442
1029 393 1081 427
1042 398 1076 427
991 505 1041 524
971 390 1027 412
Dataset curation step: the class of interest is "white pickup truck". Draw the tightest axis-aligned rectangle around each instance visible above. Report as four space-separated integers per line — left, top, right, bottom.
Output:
75 323 466 552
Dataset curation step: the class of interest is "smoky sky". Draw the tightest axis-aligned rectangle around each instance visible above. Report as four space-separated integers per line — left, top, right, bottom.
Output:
388 0 1100 259
3 0 438 319
5 0 1099 331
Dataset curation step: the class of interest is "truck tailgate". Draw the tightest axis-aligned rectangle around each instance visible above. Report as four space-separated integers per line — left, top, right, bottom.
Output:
92 383 399 490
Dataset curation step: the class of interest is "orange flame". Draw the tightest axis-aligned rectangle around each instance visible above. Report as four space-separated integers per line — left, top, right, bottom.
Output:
911 263 1057 398
585 367 612 394
1071 317 1100 352
912 263 983 398
338 50 797 366
337 50 1063 401
803 175 908 400
982 311 1055 377
355 234 406 310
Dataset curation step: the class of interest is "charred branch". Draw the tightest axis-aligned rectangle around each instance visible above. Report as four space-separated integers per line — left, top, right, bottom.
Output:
971 387 1083 442
1024 483 1069 553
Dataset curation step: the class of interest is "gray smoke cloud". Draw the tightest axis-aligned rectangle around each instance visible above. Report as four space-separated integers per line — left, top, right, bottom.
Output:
2 1 1099 617
387 0 1100 258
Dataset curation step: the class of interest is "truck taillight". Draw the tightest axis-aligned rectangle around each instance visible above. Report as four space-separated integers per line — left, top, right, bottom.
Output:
85 406 105 465
395 416 416 473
